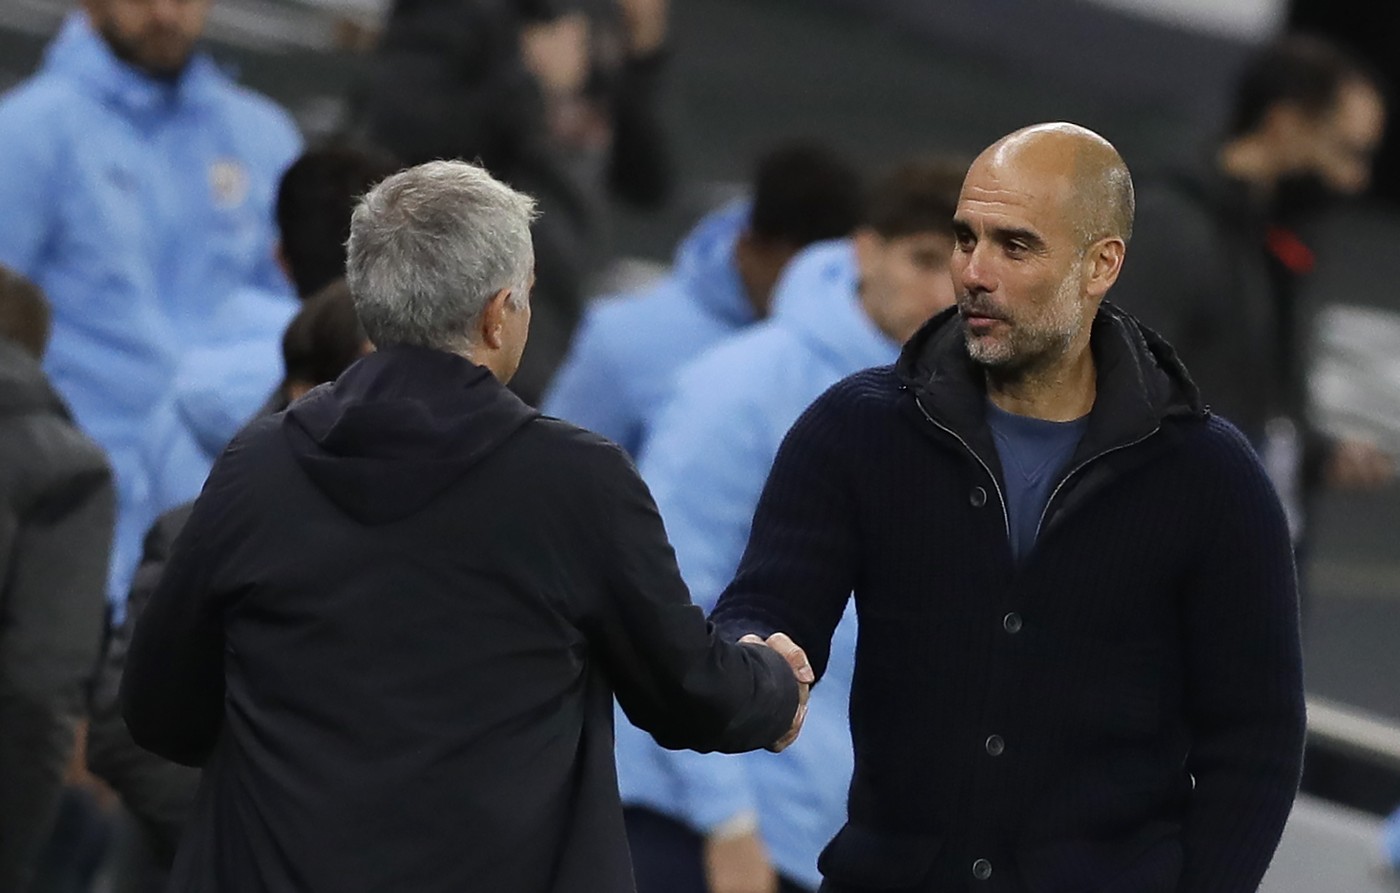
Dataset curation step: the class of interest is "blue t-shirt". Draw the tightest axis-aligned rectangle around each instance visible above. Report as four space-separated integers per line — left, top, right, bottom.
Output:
986 400 1089 560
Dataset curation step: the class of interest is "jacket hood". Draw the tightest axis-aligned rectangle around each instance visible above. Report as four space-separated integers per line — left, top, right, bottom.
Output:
284 346 538 524
0 339 69 419
44 13 226 115
672 200 755 329
769 240 900 372
896 301 1204 460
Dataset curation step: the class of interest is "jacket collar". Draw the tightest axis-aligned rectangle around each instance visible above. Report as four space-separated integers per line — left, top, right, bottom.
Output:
896 301 1205 476
770 241 900 373
673 200 756 329
43 13 225 119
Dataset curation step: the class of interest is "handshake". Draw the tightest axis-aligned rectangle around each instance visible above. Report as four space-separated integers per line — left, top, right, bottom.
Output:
739 632 813 753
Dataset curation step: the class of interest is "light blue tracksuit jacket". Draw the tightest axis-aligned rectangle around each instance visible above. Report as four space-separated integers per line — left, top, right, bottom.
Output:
0 14 301 606
541 201 756 457
622 240 899 889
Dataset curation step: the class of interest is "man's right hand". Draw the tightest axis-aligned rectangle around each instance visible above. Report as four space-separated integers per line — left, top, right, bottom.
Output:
704 826 778 893
739 632 812 752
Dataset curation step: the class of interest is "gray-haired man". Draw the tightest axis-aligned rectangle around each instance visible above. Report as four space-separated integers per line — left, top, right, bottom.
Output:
122 160 810 893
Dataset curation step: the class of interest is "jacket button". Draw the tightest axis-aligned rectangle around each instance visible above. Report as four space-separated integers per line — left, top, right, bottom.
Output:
985 734 1005 757
970 486 987 508
972 858 993 880
1003 612 1023 634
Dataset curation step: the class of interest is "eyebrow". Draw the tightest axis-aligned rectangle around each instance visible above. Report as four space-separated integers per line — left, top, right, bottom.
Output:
953 218 1046 250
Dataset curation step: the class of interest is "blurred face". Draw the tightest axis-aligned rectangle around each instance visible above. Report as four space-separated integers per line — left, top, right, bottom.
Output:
950 161 1101 375
855 229 956 344
84 0 212 78
1307 80 1386 195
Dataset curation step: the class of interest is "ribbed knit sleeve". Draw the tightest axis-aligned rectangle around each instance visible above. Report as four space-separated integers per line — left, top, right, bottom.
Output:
1177 417 1305 892
710 381 861 682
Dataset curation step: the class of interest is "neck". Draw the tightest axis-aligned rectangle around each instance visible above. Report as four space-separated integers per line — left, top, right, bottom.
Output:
461 345 512 384
985 343 1096 421
1217 136 1280 193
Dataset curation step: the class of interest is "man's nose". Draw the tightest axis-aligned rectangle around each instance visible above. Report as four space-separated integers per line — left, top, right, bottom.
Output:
959 244 996 294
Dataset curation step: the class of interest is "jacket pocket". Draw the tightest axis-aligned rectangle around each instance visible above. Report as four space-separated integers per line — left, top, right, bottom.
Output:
817 824 942 891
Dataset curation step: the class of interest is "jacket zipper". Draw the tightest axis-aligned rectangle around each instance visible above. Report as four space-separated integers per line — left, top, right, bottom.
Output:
1032 424 1162 542
914 394 1011 543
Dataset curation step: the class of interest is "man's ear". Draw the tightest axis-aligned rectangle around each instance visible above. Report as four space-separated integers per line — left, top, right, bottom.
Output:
479 287 513 350
1086 237 1126 300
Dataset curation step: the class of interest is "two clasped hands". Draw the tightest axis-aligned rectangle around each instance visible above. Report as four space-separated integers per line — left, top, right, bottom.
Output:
739 633 813 753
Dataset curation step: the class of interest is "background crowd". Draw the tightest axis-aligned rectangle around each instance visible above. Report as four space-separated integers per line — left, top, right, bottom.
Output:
3 0 1400 891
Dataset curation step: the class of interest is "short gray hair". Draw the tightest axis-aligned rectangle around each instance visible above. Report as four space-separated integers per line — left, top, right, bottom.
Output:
346 160 538 353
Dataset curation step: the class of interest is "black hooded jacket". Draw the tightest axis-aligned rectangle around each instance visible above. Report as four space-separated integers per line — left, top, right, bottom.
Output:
712 304 1305 893
122 345 798 893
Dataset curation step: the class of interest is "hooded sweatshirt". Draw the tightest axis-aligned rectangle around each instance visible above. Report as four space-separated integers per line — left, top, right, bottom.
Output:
621 240 896 887
0 339 113 892
543 200 756 455
0 13 301 609
121 345 800 893
709 303 1304 893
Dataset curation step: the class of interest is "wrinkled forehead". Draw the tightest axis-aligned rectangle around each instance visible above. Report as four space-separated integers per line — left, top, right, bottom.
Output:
957 155 1077 238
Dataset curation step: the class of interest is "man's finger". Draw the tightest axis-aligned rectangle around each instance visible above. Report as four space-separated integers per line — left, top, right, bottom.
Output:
768 701 808 752
764 633 815 684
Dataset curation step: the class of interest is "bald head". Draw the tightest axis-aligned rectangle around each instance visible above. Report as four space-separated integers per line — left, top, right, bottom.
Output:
973 123 1135 250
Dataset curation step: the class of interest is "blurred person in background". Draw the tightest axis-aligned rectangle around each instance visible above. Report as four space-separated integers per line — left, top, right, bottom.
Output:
277 280 376 405
1289 1 1400 207
362 0 670 404
621 159 964 893
149 145 398 513
1113 35 1392 555
521 0 672 210
712 123 1305 893
0 267 114 893
0 0 303 618
86 281 372 891
543 142 862 456
120 160 807 893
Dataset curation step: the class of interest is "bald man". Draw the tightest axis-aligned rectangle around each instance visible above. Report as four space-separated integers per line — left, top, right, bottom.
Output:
711 123 1305 893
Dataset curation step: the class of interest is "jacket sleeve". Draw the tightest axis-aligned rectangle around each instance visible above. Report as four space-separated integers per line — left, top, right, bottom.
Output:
1177 424 1306 892
247 110 303 299
121 440 247 767
578 442 799 755
615 373 777 831
87 505 200 862
709 388 859 683
541 307 642 454
0 91 60 275
0 436 114 892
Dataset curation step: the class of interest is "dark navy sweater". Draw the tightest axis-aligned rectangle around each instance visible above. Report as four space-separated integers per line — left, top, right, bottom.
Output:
712 303 1305 893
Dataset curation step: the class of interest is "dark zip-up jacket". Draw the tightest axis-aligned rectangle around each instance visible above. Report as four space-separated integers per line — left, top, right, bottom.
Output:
122 345 800 893
712 303 1305 893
